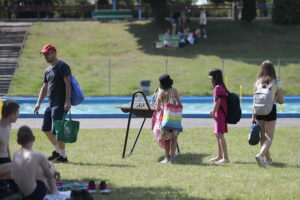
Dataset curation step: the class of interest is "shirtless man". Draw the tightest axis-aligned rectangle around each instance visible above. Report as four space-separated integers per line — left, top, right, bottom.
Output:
0 100 19 179
11 126 60 200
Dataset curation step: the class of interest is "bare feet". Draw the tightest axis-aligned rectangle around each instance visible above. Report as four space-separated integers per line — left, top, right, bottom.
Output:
215 159 229 164
209 157 222 162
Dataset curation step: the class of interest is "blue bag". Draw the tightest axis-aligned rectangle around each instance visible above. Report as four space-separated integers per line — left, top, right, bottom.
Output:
71 76 84 106
248 123 260 145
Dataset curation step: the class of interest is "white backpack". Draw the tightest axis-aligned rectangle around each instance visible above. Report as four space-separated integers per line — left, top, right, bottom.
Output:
253 80 277 115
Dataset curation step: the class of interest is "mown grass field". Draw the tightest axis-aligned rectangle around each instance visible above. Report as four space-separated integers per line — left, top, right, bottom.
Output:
9 127 300 200
8 20 300 96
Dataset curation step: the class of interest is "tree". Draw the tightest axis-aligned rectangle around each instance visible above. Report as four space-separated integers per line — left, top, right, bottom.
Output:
273 0 300 24
241 0 256 22
211 0 258 22
0 0 65 18
144 0 168 23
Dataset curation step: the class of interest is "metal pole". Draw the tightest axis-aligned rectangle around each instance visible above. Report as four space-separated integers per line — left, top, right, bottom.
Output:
138 0 142 20
122 94 135 158
165 57 168 73
108 59 111 95
277 58 281 81
113 0 117 11
122 91 151 158
129 118 146 155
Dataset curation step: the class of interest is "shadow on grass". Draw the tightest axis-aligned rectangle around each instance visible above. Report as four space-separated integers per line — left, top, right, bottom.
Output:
234 161 257 166
57 182 213 200
272 162 300 169
95 186 212 200
234 161 300 169
65 162 136 168
57 176 214 199
125 20 300 65
157 153 210 166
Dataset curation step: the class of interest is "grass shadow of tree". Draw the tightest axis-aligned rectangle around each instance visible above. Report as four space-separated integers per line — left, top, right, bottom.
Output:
57 178 214 199
125 20 300 65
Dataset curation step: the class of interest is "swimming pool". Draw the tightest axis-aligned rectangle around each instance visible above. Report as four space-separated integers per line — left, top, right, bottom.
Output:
2 96 300 118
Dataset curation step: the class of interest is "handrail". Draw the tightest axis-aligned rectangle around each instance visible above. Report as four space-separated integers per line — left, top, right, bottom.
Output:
122 91 152 158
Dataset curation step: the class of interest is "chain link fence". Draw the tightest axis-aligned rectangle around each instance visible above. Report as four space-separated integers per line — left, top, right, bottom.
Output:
12 57 300 97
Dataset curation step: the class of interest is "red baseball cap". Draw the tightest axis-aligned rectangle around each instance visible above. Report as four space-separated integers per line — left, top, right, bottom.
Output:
40 44 56 54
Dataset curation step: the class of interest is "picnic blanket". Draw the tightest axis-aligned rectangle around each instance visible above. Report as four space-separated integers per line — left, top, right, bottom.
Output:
44 181 96 200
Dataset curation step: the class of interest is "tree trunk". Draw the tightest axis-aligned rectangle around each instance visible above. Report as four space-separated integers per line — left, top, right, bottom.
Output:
150 0 167 24
242 0 256 22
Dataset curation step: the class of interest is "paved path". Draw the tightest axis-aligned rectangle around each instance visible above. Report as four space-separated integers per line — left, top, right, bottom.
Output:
12 118 300 129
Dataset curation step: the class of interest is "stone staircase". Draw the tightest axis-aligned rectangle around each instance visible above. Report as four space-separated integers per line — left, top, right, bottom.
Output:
0 23 31 96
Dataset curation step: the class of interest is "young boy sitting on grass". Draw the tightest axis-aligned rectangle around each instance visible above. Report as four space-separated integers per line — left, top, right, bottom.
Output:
12 125 60 200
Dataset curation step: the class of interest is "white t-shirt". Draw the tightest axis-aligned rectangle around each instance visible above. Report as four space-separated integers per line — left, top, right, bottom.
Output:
199 12 207 25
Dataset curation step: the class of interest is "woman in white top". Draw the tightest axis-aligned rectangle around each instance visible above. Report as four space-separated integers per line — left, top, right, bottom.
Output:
252 60 284 167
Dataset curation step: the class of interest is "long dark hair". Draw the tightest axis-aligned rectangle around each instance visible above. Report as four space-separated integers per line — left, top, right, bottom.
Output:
257 60 277 84
208 68 227 90
159 74 173 90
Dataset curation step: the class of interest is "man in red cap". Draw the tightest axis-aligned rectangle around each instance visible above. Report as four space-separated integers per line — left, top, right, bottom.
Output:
34 44 71 163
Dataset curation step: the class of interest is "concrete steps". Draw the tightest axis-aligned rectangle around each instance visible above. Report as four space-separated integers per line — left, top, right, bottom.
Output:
0 23 31 96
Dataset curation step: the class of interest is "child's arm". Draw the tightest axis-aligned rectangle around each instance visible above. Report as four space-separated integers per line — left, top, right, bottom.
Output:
251 109 256 124
210 98 221 118
276 82 284 104
156 90 162 111
175 89 182 107
40 155 58 194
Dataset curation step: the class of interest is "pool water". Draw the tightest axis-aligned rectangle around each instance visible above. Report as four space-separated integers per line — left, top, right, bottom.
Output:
19 102 299 115
2 96 300 118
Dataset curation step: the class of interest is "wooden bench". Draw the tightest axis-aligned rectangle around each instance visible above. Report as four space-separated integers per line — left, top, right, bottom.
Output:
91 9 133 20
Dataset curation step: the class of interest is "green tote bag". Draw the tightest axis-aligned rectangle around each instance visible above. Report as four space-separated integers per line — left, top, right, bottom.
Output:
54 111 80 143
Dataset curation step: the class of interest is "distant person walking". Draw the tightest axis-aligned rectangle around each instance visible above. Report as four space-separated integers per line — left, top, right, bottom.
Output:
34 44 72 163
171 12 180 35
252 60 284 167
199 9 207 39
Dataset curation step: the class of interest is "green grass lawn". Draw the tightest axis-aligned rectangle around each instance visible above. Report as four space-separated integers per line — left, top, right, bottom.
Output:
8 20 300 96
9 127 300 200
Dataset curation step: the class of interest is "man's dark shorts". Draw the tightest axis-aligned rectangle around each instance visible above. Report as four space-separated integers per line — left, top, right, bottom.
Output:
42 104 66 135
24 180 47 200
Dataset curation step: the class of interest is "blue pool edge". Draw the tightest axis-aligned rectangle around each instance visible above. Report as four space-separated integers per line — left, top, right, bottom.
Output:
19 113 300 119
2 96 300 119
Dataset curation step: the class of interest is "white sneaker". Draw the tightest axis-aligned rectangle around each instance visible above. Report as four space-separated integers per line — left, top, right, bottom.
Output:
160 156 169 163
255 155 266 167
